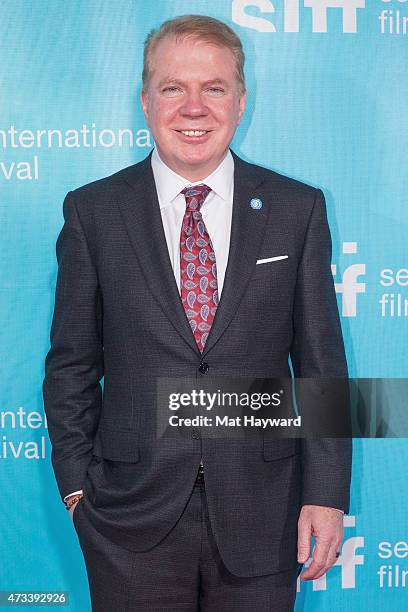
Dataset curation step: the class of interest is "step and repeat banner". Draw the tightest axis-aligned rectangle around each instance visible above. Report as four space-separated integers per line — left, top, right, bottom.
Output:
1 1 407 610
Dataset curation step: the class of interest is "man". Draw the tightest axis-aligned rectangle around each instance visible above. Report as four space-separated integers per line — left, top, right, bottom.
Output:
43 14 351 611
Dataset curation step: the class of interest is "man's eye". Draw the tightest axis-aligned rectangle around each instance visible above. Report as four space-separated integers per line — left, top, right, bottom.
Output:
162 86 181 95
207 87 224 95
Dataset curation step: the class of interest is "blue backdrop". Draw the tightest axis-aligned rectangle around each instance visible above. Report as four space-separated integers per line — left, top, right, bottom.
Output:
1 1 407 610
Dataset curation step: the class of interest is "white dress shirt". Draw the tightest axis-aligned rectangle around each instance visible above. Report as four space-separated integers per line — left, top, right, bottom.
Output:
151 146 234 297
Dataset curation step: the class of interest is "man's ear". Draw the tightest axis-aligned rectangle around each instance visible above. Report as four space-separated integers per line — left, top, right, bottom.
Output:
141 89 149 122
237 89 247 125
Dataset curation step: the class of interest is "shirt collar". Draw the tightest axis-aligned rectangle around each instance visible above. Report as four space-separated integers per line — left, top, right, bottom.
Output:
151 147 234 209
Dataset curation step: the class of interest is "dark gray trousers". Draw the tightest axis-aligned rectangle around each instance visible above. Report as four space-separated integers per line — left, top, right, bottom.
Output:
73 471 299 611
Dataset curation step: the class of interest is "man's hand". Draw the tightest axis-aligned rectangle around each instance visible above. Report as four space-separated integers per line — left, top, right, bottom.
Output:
66 496 81 521
297 505 343 581
69 500 80 520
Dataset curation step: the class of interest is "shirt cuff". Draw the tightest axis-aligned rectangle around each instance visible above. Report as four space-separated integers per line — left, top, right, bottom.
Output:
63 490 83 503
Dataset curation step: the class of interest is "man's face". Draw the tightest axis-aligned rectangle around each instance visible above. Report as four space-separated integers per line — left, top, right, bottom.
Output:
141 35 246 181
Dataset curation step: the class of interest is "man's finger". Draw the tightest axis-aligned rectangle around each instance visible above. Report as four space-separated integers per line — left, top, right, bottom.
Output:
325 539 342 570
297 515 312 563
300 539 331 581
305 541 341 582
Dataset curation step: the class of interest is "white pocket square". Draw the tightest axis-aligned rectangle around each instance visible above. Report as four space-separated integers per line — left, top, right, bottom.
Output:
256 255 288 265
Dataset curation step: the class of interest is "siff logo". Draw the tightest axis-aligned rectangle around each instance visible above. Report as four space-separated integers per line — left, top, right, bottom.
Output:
232 0 366 33
332 242 366 317
298 515 365 591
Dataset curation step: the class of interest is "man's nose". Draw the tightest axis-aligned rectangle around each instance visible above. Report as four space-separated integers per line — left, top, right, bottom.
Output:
179 92 209 117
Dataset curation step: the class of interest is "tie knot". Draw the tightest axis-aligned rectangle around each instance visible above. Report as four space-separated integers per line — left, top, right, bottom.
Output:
181 184 211 211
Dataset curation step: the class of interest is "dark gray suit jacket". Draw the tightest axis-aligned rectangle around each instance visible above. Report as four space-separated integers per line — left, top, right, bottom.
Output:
43 149 351 577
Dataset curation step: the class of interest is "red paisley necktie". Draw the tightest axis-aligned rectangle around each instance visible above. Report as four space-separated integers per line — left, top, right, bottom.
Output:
180 184 219 352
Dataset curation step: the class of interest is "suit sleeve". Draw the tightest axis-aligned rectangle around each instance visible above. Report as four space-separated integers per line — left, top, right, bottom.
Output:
43 190 103 502
290 188 352 513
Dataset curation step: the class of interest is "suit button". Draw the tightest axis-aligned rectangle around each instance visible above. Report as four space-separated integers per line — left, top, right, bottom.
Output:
199 362 209 374
191 429 200 439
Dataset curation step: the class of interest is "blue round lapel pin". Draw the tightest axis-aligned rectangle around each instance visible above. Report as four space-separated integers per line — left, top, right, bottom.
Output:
250 198 263 210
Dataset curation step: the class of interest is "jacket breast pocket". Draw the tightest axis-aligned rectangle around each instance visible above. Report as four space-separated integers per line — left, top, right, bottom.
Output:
92 426 140 463
250 256 290 283
262 437 299 462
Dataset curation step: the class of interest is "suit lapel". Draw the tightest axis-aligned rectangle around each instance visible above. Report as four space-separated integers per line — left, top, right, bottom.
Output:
201 151 269 356
118 153 201 356
118 150 270 358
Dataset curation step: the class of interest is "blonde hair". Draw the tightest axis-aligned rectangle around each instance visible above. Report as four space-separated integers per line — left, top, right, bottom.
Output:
143 15 246 94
